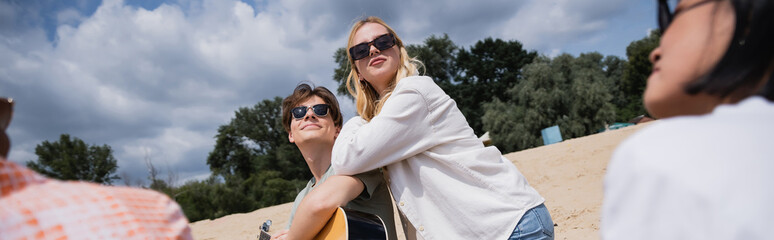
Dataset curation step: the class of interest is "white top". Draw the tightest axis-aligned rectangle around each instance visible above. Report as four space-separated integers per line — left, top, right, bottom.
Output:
332 76 544 240
601 96 774 240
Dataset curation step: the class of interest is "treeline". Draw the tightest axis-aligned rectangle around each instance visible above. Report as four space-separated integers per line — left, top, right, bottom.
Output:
334 31 658 152
25 32 659 222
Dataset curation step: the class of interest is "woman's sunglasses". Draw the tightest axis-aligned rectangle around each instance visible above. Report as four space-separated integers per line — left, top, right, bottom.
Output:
291 104 330 119
349 33 396 61
658 0 721 34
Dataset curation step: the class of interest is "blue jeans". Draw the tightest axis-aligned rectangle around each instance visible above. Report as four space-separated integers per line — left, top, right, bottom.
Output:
508 204 554 240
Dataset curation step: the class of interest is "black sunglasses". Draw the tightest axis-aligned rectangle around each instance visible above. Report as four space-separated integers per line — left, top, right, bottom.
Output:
1 98 13 158
658 0 721 34
349 33 396 61
291 104 330 119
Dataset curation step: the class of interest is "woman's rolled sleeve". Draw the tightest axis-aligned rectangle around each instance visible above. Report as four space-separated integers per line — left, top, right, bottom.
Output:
332 88 437 175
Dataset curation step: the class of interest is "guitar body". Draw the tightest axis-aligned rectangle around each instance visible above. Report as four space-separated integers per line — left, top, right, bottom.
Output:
314 207 387 240
259 207 387 240
313 207 347 240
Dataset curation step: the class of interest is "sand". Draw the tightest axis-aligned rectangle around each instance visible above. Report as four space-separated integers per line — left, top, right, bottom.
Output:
189 122 653 240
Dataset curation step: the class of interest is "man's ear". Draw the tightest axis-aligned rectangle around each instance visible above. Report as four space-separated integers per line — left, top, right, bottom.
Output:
334 127 341 140
288 132 295 143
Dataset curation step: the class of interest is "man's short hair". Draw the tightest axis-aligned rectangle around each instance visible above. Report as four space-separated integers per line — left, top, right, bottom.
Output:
281 84 343 133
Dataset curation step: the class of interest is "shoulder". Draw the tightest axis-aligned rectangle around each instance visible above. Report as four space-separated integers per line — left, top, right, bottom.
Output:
394 76 439 93
712 96 774 120
609 118 706 178
613 103 772 169
320 165 337 181
623 97 774 151
622 118 698 145
97 184 180 205
343 116 367 127
0 161 48 196
393 76 449 106
615 117 713 159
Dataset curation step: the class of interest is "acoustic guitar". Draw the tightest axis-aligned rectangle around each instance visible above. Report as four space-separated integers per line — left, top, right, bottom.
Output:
258 207 388 240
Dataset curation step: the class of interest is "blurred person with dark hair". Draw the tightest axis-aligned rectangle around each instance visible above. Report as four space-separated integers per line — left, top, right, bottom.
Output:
602 0 774 239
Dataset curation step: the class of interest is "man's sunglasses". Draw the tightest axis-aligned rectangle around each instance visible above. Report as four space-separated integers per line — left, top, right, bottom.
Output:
291 104 330 119
349 33 396 61
658 0 721 34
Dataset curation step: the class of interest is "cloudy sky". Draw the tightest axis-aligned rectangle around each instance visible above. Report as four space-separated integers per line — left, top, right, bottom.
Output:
1 0 658 185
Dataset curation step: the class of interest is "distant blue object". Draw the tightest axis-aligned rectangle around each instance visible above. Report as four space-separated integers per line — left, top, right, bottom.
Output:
541 125 563 145
598 122 636 132
609 122 634 130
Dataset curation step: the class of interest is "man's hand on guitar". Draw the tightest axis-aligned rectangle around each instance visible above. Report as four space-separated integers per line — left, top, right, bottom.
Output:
269 229 288 240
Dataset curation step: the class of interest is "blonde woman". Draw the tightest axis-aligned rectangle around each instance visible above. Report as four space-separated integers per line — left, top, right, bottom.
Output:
328 17 554 240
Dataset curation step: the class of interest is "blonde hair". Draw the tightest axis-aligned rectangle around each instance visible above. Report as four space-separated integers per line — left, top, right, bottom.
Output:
345 16 423 121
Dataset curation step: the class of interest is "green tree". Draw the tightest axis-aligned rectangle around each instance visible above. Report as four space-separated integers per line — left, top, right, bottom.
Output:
332 47 353 98
170 170 306 222
405 34 459 86
483 55 570 153
171 178 219 221
559 53 617 138
483 53 617 152
617 31 660 121
207 97 308 182
454 38 537 135
27 134 120 184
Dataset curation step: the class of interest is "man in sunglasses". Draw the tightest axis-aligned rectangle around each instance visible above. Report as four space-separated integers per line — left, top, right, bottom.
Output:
273 84 396 240
0 97 193 239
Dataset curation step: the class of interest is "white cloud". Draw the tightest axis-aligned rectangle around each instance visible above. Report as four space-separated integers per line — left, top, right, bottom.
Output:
2 0 650 184
498 0 627 54
2 0 346 183
119 127 211 167
56 8 85 27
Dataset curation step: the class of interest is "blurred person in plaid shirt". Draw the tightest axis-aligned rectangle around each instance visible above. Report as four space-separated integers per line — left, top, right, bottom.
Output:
0 97 193 240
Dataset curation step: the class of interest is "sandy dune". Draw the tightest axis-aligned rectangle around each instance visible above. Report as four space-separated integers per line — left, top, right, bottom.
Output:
190 122 653 240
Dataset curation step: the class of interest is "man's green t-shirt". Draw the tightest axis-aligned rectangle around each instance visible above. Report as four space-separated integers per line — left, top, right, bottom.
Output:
287 166 396 240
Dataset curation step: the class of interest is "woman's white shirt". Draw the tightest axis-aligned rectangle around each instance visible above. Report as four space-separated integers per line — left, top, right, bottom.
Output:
602 96 774 240
332 76 544 240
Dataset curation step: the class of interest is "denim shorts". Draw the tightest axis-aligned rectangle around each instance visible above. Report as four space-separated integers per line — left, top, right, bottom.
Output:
508 203 554 240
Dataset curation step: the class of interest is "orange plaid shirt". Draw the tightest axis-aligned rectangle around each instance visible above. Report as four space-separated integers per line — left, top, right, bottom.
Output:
0 160 193 240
